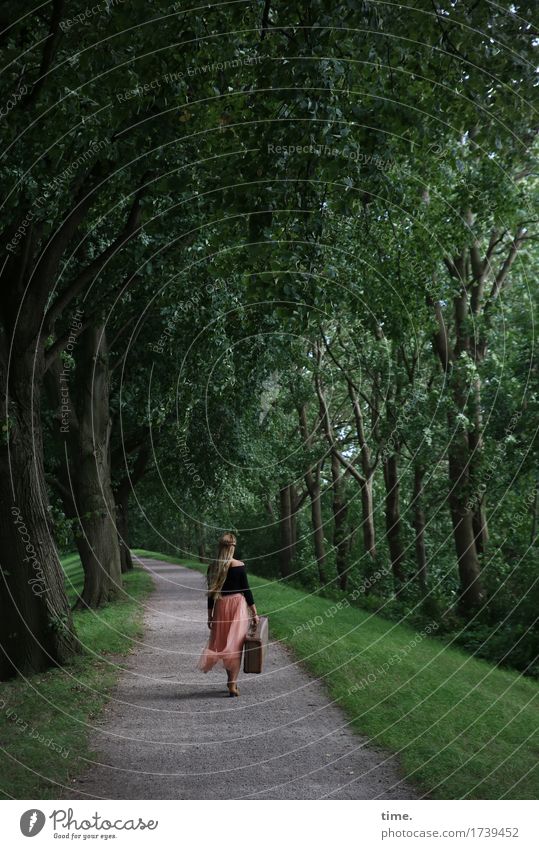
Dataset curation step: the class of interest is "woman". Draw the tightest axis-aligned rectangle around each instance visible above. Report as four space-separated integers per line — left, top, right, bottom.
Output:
198 532 259 696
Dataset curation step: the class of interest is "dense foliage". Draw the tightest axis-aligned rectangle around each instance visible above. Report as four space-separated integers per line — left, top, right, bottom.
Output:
0 1 537 680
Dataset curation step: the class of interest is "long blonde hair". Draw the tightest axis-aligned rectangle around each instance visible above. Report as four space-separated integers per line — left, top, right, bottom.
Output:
207 532 237 603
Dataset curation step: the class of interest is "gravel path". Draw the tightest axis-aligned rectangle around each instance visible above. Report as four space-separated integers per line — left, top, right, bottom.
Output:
70 559 417 800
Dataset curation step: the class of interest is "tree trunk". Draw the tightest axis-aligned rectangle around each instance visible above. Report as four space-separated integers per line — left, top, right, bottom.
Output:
471 495 488 557
195 524 207 564
432 288 485 616
316 379 376 580
0 351 79 680
330 452 350 589
447 411 484 614
383 453 406 594
264 496 274 520
289 482 299 560
73 326 122 607
302 459 327 584
469 374 488 555
45 326 123 606
311 485 326 585
361 476 376 561
278 485 294 577
115 491 133 573
347 382 377 565
531 479 539 546
296 402 327 583
0 170 143 675
111 441 152 574
411 465 428 595
74 452 122 607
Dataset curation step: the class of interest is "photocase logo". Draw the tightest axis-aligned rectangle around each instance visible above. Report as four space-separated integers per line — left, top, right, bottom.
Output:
18 806 160 839
20 809 46 837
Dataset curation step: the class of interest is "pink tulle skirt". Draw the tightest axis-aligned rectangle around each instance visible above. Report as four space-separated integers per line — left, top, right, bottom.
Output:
197 593 249 676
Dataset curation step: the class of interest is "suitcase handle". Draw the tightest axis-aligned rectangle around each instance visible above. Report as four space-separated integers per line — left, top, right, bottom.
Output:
246 615 267 640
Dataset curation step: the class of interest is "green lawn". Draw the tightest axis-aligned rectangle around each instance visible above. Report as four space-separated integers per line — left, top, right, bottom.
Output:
3 549 537 800
0 556 154 799
134 549 539 800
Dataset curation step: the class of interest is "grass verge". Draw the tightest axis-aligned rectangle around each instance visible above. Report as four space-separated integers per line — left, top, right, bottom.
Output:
0 556 154 799
134 550 539 800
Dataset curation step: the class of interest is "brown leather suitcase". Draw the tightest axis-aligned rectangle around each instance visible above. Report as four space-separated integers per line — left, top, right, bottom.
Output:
243 616 269 674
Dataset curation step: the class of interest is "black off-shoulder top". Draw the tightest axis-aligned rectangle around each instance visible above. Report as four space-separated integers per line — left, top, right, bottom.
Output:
207 564 255 611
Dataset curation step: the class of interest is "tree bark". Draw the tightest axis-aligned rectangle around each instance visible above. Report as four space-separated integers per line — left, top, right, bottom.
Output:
431 277 486 615
297 403 327 583
432 232 525 611
45 325 123 606
471 492 488 557
411 465 428 595
330 451 350 589
469 374 488 555
447 397 484 613
347 381 377 563
73 325 122 607
315 370 378 586
278 485 294 577
288 482 299 560
264 496 275 520
383 453 406 593
112 441 152 574
195 523 207 565
0 349 79 680
115 490 133 573
0 161 143 676
360 476 376 563
531 479 539 546
306 471 327 584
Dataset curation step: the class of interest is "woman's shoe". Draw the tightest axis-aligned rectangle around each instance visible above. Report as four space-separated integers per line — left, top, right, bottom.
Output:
227 683 239 697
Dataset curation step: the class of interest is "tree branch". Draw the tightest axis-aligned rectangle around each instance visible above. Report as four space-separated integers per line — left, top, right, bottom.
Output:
31 161 112 311
110 309 149 376
260 0 272 39
313 361 366 486
43 189 144 334
429 295 453 372
44 311 93 372
21 0 64 107
487 227 527 304
45 472 75 514
115 442 153 502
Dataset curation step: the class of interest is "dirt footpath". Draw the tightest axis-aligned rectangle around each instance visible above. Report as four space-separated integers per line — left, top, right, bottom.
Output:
70 559 417 800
